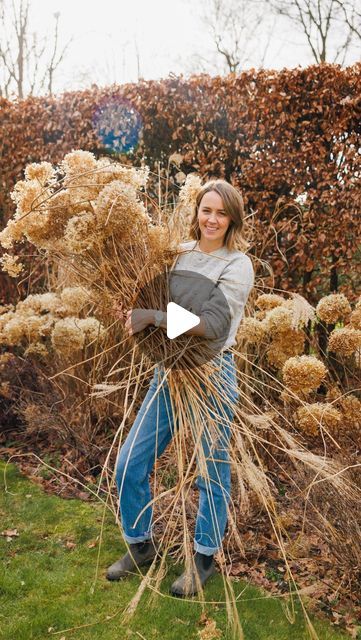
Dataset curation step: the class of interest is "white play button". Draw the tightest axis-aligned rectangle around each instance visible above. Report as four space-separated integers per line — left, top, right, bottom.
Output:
166 302 200 339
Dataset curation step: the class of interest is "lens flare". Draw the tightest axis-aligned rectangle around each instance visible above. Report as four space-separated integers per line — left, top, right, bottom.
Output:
93 97 142 154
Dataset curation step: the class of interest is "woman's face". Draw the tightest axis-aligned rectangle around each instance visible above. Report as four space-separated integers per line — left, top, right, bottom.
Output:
197 190 231 244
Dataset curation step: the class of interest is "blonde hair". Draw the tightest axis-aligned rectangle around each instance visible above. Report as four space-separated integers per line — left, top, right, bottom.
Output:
188 179 249 252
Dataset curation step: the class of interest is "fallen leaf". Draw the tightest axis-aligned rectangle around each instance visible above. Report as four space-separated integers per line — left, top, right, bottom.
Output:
198 615 222 639
65 541 76 550
87 540 98 549
1 528 19 538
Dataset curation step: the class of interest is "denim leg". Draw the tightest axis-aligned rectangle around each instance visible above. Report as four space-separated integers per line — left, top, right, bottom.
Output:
194 352 239 555
115 367 175 543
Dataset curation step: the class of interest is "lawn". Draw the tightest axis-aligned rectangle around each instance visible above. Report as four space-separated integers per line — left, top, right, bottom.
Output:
0 459 351 640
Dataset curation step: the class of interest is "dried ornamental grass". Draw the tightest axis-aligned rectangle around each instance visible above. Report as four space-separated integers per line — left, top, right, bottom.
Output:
287 292 316 329
296 403 342 437
328 327 361 356
316 293 351 324
282 355 327 394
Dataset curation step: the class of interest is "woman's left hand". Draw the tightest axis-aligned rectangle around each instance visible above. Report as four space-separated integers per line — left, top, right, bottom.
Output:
124 308 153 336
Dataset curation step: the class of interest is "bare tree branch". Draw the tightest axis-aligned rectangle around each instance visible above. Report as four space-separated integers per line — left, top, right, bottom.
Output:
271 0 360 63
200 0 270 74
335 0 361 41
45 12 72 95
0 0 69 98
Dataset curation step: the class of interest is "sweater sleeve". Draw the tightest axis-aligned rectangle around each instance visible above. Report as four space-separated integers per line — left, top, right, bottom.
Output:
200 254 254 341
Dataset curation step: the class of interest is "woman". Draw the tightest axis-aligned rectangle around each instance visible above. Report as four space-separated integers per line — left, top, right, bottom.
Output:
107 179 254 597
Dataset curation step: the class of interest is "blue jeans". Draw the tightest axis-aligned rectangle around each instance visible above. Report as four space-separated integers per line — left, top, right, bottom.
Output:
115 351 239 556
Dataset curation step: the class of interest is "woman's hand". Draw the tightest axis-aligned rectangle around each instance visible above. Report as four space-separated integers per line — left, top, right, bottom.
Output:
112 300 127 322
124 308 154 336
112 302 154 336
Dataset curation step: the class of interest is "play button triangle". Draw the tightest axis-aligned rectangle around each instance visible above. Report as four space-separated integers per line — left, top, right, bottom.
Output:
166 302 200 339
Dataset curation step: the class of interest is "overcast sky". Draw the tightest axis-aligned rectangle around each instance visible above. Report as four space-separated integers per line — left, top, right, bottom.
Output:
5 0 361 95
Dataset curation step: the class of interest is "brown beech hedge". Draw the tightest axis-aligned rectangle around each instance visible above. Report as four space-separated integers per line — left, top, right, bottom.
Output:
0 63 360 303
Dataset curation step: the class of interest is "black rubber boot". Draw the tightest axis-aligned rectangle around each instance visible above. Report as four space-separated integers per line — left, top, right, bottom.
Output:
106 540 158 581
170 552 216 597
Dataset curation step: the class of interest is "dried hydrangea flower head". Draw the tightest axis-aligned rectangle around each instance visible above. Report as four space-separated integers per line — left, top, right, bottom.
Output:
95 157 149 190
95 179 149 240
24 162 55 186
296 403 342 437
1 314 45 346
328 327 361 356
175 173 203 230
263 306 294 334
266 328 305 369
76 318 106 343
350 298 361 330
178 173 203 208
236 317 266 345
316 293 351 324
60 150 99 203
282 355 327 394
0 219 24 249
24 342 49 359
263 294 315 334
51 316 106 357
338 394 361 437
8 178 50 245
0 287 104 358
63 210 97 253
0 254 24 277
255 293 285 311
60 287 91 315
16 293 62 316
51 317 86 355
253 299 307 369
0 151 151 255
